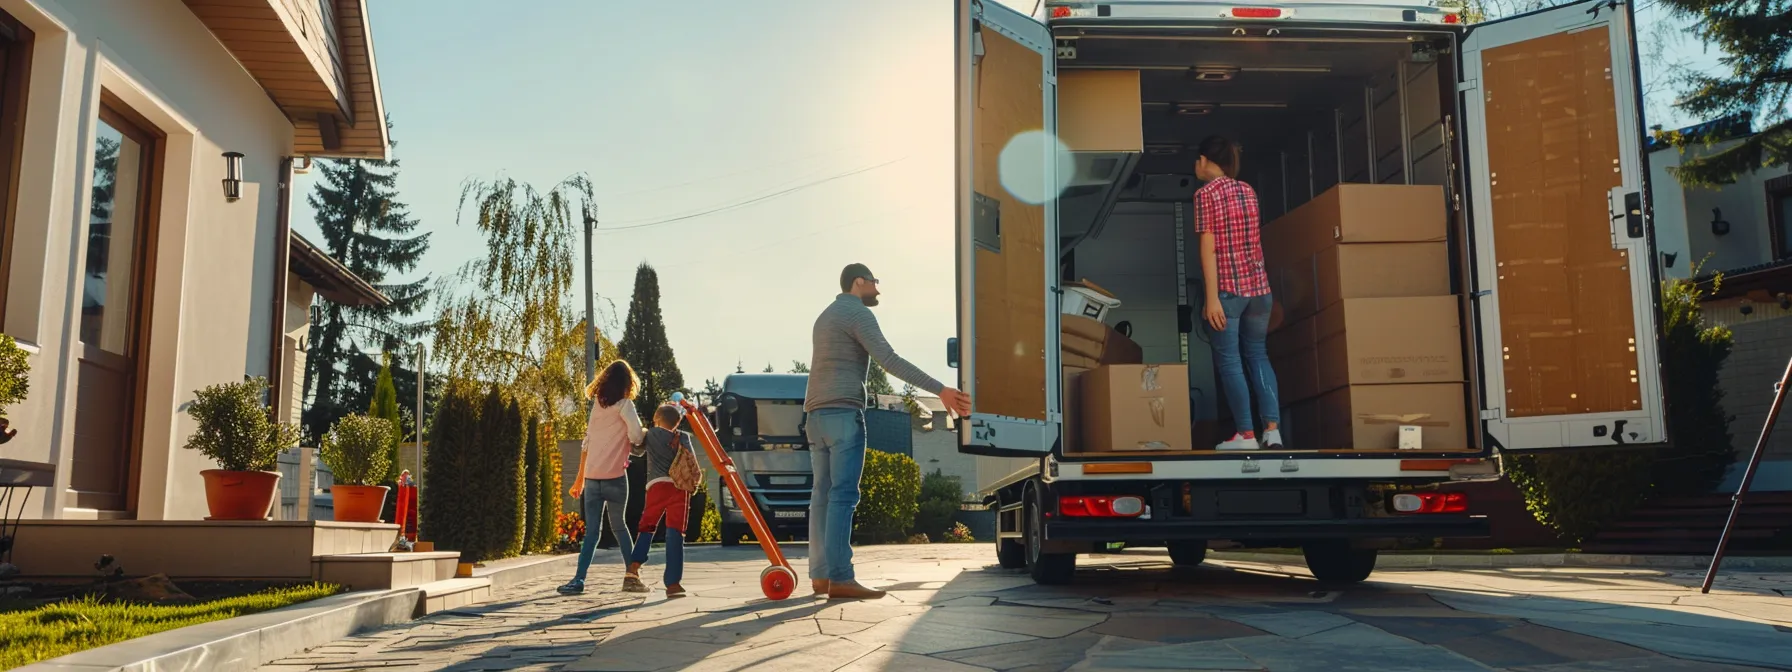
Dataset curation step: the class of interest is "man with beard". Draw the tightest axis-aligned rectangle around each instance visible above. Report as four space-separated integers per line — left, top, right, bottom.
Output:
803 263 972 599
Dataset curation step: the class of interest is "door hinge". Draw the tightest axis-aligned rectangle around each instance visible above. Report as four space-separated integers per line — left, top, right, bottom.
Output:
1457 80 1477 93
1480 408 1502 421
1055 38 1077 60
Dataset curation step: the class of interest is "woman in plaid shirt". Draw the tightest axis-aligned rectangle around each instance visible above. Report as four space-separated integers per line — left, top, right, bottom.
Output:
1193 136 1282 451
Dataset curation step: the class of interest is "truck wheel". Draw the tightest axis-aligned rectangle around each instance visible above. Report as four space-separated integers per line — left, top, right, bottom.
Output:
997 536 1026 569
720 523 748 547
1301 540 1377 583
1167 540 1207 567
1025 485 1075 585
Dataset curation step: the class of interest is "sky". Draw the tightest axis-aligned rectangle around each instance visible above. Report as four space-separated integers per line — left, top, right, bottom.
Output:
291 0 1726 393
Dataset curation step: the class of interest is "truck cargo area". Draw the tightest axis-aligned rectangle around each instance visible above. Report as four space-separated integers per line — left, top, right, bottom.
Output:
1049 24 1480 458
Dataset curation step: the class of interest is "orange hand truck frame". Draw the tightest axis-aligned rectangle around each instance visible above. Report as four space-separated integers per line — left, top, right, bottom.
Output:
676 398 798 600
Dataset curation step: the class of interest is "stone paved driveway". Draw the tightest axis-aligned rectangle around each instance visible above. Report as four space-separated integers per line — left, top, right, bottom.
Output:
263 544 1792 671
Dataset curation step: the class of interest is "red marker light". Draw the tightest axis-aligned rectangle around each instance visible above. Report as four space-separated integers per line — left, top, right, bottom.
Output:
1230 7 1284 18
1050 6 1073 18
1443 13 1461 23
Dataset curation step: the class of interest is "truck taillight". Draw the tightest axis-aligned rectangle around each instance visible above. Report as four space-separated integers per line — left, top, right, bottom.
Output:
1443 12 1461 24
1230 7 1285 19
1060 495 1145 518
1051 6 1072 18
1392 492 1468 514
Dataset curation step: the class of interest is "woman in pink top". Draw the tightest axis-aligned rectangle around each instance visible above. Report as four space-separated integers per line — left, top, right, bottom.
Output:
559 360 648 595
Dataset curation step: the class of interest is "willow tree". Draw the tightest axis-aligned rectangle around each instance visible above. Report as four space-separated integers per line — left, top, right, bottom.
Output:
432 176 602 435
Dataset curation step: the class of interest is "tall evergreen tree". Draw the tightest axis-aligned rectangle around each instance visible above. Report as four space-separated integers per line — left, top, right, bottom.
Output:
1658 0 1791 186
422 384 479 560
368 355 403 483
617 264 685 417
866 361 896 397
302 123 432 444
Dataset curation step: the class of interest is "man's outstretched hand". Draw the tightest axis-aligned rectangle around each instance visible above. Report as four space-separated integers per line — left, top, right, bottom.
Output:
940 387 973 417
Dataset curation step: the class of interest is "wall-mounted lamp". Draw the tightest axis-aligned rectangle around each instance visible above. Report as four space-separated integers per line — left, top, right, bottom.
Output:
222 151 244 202
1662 251 1679 269
1740 299 1754 316
1711 207 1730 237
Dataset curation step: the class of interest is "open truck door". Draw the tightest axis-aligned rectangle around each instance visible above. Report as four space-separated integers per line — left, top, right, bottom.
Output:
954 0 1063 458
1460 0 1664 451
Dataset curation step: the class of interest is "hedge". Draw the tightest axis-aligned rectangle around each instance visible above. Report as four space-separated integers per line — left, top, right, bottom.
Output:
854 449 920 543
913 470 963 540
420 385 528 562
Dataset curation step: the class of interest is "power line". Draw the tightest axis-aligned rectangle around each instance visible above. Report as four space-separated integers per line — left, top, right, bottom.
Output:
594 158 909 233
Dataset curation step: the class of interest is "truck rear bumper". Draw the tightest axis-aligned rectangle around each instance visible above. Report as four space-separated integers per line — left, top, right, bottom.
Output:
1047 515 1489 542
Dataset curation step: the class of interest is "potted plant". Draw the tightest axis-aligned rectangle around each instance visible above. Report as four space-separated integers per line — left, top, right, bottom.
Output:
184 377 299 520
321 414 395 523
0 334 30 444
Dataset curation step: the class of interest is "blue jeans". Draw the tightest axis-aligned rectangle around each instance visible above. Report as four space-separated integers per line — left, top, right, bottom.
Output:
807 408 866 582
628 529 684 586
1210 291 1281 434
571 475 632 585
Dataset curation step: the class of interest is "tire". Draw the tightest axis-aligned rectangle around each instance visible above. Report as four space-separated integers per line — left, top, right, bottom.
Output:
720 523 748 547
997 536 1027 569
1167 540 1208 567
1301 540 1378 583
1024 485 1076 585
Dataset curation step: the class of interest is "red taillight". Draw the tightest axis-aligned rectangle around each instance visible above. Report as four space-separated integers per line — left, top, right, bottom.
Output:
1391 492 1468 514
1230 7 1284 18
1443 13 1461 24
1059 495 1144 518
1050 6 1073 18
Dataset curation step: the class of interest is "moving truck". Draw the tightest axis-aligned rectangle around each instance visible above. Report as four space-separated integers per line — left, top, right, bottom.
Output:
952 0 1663 584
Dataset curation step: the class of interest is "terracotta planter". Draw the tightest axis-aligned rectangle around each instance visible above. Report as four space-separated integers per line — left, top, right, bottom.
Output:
200 469 281 521
331 484 391 523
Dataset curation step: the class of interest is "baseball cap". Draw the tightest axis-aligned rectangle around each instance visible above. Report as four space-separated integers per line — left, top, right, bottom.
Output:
840 263 878 292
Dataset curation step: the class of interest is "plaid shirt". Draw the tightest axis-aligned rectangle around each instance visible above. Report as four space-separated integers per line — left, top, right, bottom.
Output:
1193 176 1270 297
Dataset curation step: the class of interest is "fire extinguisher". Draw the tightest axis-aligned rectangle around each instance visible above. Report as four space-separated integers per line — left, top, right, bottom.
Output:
396 470 419 543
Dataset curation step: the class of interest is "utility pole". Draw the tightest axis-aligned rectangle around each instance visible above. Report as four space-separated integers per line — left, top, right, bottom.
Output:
583 203 597 399
415 341 426 489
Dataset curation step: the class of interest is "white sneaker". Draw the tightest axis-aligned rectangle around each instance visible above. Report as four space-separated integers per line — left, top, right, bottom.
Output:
1216 434 1260 451
1262 430 1284 450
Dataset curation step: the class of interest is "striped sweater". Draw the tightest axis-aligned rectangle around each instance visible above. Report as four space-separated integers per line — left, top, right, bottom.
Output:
804 294 945 412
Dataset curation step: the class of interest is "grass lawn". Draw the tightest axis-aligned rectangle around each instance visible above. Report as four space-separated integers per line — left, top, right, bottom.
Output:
0 582 341 670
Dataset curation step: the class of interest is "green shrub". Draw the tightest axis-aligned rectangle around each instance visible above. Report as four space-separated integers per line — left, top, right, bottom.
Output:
0 333 30 416
481 392 527 560
1505 449 1653 543
422 384 480 560
368 357 404 484
183 377 299 472
913 470 963 540
943 522 976 543
523 414 543 552
1654 271 1735 496
854 449 920 544
321 415 395 486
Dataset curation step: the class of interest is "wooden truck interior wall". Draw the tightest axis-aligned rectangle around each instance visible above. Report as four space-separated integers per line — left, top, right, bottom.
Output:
1056 30 1483 453
974 25 1050 423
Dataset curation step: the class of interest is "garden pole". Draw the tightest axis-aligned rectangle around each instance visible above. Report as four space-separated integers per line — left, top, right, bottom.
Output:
1701 355 1792 593
583 204 597 398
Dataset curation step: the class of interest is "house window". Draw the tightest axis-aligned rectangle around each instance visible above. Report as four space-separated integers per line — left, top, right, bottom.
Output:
0 11 33 324
1772 175 1792 261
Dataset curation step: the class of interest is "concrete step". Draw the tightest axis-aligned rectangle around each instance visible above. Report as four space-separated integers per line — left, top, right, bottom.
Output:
415 578 494 616
314 551 460 591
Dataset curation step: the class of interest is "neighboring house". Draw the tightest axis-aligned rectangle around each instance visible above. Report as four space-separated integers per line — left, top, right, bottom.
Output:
0 0 389 520
1648 114 1792 491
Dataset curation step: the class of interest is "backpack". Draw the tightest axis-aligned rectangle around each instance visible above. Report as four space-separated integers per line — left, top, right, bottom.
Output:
669 433 703 493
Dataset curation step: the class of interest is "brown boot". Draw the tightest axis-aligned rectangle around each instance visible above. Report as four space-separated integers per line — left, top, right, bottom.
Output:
826 581 887 600
625 562 642 578
812 579 830 597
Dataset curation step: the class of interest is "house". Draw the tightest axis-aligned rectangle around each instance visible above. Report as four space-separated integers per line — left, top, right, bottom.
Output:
0 0 390 521
1648 114 1792 491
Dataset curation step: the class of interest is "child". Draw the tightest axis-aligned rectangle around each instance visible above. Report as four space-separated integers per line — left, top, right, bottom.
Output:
626 404 700 598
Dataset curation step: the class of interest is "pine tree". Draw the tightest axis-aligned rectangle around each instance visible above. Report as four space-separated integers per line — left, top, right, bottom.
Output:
763 364 775 373
790 361 810 373
501 397 527 557
368 355 403 483
617 264 685 417
302 122 432 444
1658 0 1791 186
867 361 896 397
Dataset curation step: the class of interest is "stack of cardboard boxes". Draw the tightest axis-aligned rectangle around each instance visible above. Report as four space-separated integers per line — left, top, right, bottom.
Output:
1263 184 1467 451
1060 286 1192 453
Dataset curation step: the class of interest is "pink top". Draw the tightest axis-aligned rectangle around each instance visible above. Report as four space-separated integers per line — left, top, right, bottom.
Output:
581 399 644 480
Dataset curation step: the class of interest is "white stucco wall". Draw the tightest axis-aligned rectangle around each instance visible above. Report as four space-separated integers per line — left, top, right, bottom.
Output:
1 0 293 519
1650 142 1792 277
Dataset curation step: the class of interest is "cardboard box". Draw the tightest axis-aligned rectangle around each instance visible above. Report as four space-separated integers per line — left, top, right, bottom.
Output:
1061 314 1143 366
1267 314 1320 402
1081 364 1193 452
1315 297 1464 392
1058 70 1143 153
1264 183 1447 260
1315 242 1451 311
1062 366 1091 452
1317 383 1467 450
